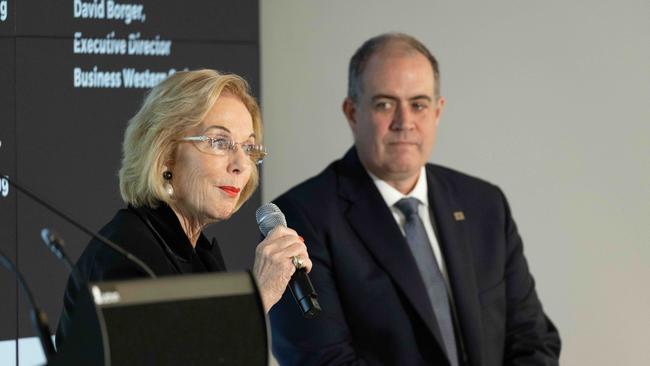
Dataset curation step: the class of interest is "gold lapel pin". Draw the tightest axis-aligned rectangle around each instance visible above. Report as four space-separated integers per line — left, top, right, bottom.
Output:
453 211 465 221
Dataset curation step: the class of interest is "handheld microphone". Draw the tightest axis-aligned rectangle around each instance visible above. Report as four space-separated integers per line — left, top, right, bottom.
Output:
256 203 321 319
0 249 56 362
0 172 156 278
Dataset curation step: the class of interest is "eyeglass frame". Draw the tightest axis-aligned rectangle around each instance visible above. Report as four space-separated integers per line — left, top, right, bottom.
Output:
180 135 268 165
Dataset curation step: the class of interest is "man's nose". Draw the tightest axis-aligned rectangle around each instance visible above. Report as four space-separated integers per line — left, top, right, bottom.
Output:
391 103 415 131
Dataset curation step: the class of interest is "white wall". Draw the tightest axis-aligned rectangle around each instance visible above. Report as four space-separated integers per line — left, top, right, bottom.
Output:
261 1 650 365
0 337 48 366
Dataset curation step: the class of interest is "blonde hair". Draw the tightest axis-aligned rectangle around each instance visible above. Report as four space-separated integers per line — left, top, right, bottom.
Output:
119 69 261 212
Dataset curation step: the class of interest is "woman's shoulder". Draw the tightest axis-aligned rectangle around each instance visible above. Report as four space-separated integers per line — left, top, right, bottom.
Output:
76 207 163 280
100 207 153 242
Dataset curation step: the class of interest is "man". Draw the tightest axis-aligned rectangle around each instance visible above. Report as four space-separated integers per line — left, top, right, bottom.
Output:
270 33 561 366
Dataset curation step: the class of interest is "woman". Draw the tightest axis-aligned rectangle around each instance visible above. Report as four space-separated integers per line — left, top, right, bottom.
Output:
56 69 311 350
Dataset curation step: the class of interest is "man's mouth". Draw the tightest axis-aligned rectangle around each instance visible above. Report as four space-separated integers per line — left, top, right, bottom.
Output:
388 141 419 146
218 186 241 197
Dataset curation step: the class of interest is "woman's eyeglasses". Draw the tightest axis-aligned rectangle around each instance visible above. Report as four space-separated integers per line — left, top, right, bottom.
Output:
181 136 268 165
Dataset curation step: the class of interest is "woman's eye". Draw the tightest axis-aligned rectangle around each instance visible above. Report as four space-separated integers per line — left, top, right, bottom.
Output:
211 138 232 149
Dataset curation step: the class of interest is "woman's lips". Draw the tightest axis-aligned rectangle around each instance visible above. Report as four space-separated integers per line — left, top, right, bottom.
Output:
218 186 241 197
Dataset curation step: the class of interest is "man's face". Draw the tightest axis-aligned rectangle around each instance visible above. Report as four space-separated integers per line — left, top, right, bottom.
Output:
343 50 445 193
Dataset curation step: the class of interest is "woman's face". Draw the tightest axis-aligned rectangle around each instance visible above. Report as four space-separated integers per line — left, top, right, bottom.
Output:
170 92 255 224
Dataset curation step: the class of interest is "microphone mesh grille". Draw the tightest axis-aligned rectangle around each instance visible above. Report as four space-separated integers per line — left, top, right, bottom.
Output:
256 203 287 236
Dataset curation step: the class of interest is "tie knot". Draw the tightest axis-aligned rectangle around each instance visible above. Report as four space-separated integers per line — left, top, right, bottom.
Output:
394 197 420 217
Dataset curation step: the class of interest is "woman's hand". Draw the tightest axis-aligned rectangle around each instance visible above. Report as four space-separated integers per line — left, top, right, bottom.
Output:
252 226 312 313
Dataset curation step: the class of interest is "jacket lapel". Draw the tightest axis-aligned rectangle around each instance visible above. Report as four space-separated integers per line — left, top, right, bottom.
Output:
336 149 446 350
427 167 483 366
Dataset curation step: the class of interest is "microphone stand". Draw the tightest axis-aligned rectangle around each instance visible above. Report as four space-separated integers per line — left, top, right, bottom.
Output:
0 171 156 278
40 228 85 293
0 173 155 363
0 249 56 363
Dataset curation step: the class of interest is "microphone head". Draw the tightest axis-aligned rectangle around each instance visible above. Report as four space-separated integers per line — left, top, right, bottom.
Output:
256 203 287 237
41 228 64 246
40 228 51 245
40 228 65 260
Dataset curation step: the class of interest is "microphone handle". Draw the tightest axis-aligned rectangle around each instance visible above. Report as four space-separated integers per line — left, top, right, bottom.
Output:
288 268 321 319
255 202 322 318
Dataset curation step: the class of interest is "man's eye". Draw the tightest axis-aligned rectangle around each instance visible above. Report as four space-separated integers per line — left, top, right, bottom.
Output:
412 102 428 111
374 101 393 110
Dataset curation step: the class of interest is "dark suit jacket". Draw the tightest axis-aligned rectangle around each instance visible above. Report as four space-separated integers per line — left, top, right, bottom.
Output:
55 203 226 352
270 148 560 366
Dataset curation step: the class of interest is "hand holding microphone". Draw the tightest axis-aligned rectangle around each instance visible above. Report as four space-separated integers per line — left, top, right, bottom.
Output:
255 203 321 318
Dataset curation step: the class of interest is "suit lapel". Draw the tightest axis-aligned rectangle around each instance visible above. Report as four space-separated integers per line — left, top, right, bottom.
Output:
427 167 483 366
336 149 446 350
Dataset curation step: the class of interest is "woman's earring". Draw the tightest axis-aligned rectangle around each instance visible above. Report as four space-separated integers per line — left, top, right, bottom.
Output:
163 171 174 196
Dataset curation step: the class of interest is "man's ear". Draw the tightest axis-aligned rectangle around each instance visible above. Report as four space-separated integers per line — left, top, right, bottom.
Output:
342 97 357 129
434 96 446 127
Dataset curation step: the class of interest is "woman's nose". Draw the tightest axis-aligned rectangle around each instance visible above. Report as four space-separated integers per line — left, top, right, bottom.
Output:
227 144 250 174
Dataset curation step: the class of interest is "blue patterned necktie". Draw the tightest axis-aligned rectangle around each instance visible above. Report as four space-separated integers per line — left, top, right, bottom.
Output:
395 197 459 366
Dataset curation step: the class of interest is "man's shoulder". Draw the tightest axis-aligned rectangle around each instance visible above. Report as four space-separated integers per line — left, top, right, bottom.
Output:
272 156 356 228
426 163 495 187
426 162 505 203
275 160 340 202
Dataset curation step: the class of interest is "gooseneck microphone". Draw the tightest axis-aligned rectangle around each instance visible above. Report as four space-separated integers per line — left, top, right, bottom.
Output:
256 203 321 318
0 249 56 362
0 172 156 278
41 228 74 273
40 228 87 290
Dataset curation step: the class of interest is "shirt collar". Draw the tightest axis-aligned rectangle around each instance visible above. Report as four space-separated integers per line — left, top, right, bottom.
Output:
367 166 429 208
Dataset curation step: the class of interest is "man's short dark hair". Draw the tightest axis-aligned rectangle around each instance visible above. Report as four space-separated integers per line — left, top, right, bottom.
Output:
347 33 441 102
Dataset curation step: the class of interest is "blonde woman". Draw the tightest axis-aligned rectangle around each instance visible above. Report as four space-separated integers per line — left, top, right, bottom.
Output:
56 69 310 350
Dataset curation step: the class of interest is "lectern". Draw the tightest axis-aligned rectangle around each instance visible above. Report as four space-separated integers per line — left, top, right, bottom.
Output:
52 272 268 365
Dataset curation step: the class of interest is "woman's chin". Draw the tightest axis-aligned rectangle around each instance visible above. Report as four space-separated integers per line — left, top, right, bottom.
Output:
207 207 236 222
